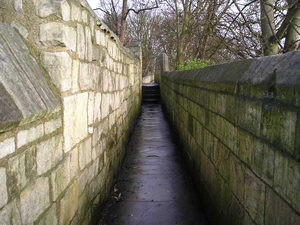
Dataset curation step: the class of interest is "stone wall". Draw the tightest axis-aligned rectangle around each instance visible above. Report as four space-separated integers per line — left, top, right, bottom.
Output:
0 0 142 224
161 51 300 225
142 75 155 84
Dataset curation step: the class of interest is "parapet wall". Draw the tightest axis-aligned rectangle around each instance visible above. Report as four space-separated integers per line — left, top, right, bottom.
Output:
161 51 300 225
0 0 142 224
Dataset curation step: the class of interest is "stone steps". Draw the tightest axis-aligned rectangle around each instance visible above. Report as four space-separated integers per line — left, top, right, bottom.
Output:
142 83 160 103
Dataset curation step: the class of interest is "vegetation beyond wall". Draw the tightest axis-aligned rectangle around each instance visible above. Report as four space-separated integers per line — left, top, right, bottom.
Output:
0 0 141 224
161 51 300 225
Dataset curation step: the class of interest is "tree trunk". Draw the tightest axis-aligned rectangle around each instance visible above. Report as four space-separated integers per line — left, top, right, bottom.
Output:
260 0 278 55
176 38 184 67
120 0 128 43
175 0 191 68
284 2 300 52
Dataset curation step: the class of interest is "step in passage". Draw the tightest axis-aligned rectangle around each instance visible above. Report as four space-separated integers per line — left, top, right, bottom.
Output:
142 83 160 103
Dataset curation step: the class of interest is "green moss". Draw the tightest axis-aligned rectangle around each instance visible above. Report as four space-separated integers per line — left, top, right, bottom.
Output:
262 104 297 156
178 58 215 71
238 129 254 166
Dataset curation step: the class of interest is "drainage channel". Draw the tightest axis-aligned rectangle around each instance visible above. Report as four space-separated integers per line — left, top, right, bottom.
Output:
96 83 208 225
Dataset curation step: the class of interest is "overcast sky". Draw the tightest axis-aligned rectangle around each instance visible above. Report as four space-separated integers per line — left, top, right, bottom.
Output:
86 0 99 9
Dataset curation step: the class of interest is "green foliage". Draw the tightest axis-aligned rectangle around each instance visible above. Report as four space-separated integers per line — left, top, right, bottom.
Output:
178 58 215 71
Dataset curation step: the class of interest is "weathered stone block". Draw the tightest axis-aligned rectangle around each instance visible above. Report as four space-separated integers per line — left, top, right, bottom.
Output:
262 104 297 156
109 111 116 128
7 146 36 194
14 0 22 13
87 160 99 184
72 59 80 93
17 123 44 148
88 92 95 125
36 204 58 225
90 64 101 90
108 73 116 92
101 93 110 118
51 158 71 201
0 200 22 225
77 190 89 222
224 94 238 125
40 22 76 51
79 62 90 90
264 187 300 225
203 128 214 159
229 156 245 204
61 1 70 21
238 99 262 136
274 151 300 211
44 118 62 134
77 24 85 60
95 30 106 46
242 212 256 225
41 52 72 92
59 181 79 225
78 168 89 195
89 171 103 201
295 114 300 160
71 3 81 21
79 137 92 171
100 51 108 68
252 142 274 186
102 70 110 92
238 129 254 166
0 137 15 159
85 26 93 62
36 135 63 175
92 45 100 61
33 0 68 18
90 16 95 36
222 119 238 154
244 170 266 225
94 92 102 122
81 10 88 24
0 168 8 208
93 143 104 162
0 204 10 225
19 177 50 224
69 147 79 180
63 93 88 152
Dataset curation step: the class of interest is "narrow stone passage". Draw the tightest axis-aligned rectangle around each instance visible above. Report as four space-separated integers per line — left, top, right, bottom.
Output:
97 102 208 225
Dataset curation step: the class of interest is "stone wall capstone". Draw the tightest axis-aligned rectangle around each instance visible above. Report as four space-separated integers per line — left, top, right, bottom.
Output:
161 51 300 225
0 0 142 224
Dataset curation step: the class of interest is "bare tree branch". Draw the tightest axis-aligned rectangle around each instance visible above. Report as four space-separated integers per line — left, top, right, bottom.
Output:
125 0 159 19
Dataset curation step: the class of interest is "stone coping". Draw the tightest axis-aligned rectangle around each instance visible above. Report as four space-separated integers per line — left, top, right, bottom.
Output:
0 22 60 133
162 51 300 107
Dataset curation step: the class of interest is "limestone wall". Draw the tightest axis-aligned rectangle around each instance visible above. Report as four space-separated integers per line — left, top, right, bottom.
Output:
142 75 155 84
0 0 142 224
161 51 300 225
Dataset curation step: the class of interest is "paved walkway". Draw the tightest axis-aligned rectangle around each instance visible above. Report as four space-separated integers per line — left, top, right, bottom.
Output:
98 103 208 225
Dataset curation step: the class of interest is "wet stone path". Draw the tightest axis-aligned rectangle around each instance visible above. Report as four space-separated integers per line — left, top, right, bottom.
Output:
97 103 208 225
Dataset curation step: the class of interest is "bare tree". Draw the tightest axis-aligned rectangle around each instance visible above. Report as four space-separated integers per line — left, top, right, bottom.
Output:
260 0 299 55
283 0 300 52
94 0 160 43
127 10 162 75
92 0 300 74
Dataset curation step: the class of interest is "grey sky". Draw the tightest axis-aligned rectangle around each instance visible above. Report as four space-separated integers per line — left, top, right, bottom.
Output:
86 0 99 9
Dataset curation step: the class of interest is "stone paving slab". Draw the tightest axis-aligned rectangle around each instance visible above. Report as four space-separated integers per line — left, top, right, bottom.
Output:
97 104 208 225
